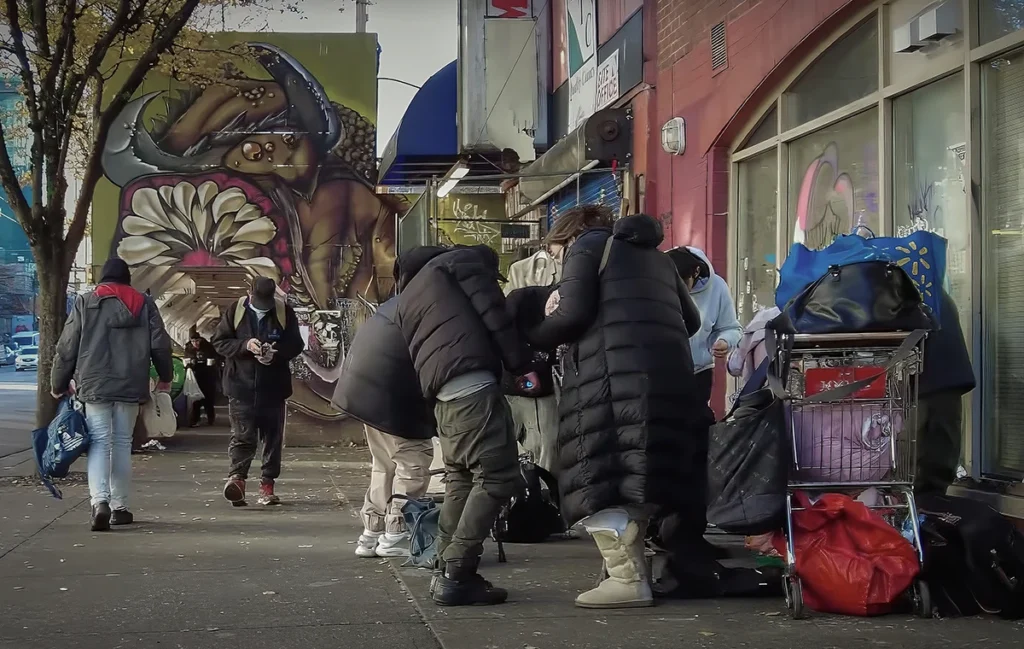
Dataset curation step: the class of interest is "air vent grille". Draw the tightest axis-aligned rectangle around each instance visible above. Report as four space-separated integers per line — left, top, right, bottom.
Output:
711 22 728 70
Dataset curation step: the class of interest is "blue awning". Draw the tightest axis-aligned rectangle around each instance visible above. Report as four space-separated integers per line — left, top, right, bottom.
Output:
378 60 458 186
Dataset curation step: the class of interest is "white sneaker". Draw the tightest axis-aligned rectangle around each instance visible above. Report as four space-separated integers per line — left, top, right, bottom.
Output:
375 532 411 557
355 532 380 558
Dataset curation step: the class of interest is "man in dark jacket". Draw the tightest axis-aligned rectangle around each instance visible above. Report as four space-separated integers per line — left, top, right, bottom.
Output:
395 244 537 607
212 277 304 507
51 258 173 531
916 289 975 495
184 327 221 427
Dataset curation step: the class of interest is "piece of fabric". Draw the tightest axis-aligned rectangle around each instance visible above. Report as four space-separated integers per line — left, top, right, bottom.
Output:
503 285 558 397
227 398 286 480
84 401 140 509
434 385 519 561
332 297 435 441
33 397 90 499
526 214 713 526
436 371 497 402
915 390 964 495
361 425 434 534
212 298 304 405
396 245 530 400
504 250 561 294
51 286 173 403
727 307 781 386
507 394 559 473
667 247 743 374
920 290 975 397
791 404 896 483
773 492 920 616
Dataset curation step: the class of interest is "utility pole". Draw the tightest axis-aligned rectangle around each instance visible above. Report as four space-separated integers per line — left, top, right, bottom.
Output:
355 0 369 33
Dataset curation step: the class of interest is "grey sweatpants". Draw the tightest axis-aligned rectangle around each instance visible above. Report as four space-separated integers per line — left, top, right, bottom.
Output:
360 425 434 534
434 384 519 562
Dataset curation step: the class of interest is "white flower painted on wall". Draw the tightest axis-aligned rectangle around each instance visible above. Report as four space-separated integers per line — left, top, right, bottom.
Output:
116 180 281 282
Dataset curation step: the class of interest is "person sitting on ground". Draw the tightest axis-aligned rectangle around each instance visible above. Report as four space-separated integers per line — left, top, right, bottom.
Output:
525 206 712 610
395 244 539 607
51 257 173 531
212 277 304 507
333 249 441 559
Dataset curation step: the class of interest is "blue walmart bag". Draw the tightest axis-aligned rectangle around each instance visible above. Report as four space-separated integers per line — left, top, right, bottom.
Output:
776 230 947 320
32 397 89 499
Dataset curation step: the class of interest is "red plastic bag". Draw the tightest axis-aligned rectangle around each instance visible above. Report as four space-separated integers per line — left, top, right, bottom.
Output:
772 492 919 616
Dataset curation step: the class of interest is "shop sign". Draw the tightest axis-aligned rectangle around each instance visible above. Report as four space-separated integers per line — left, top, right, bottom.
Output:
567 0 597 131
487 0 532 19
595 49 620 110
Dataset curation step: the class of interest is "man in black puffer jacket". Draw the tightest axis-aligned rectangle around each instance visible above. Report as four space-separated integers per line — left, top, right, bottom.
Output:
396 244 537 607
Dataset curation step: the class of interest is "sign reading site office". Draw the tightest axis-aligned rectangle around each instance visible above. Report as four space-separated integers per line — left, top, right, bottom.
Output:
567 0 597 131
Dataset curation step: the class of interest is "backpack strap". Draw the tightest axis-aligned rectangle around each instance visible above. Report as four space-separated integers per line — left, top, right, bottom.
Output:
598 236 614 275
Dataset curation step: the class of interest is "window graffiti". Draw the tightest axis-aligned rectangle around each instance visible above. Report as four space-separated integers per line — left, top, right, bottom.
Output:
794 142 855 250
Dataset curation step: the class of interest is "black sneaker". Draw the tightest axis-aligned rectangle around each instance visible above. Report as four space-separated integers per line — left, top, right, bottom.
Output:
91 502 111 532
432 559 507 606
111 509 134 526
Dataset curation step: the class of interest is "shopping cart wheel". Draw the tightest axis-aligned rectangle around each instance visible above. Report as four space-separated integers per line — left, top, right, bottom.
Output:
784 575 807 620
912 580 932 618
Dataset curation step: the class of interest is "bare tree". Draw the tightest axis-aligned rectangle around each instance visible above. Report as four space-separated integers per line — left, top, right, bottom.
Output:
0 0 306 425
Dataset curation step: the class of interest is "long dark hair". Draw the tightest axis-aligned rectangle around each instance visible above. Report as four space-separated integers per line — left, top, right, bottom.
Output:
544 204 614 246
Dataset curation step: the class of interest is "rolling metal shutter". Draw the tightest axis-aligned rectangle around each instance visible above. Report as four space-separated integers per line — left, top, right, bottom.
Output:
547 169 622 228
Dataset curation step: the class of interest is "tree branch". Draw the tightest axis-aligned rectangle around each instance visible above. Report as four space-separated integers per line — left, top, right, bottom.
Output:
0 117 35 244
3 0 44 219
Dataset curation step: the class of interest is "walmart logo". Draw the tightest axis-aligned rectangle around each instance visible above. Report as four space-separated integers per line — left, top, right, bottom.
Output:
895 240 934 298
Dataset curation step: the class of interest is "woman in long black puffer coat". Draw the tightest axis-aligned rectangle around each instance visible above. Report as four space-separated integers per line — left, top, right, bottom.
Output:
526 207 712 610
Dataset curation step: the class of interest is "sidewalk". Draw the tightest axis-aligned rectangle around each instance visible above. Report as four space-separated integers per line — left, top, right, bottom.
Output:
1 430 1021 649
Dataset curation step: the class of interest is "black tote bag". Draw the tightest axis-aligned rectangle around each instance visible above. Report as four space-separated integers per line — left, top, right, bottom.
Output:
781 260 934 334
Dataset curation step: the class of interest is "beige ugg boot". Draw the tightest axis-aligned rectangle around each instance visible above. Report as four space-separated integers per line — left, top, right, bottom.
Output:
576 520 654 609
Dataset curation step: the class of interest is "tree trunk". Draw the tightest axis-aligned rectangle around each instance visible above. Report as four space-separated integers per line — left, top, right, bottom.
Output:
34 247 69 428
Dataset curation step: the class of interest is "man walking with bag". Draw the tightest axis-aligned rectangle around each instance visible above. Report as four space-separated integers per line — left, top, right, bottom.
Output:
212 277 304 507
51 258 173 531
184 327 220 427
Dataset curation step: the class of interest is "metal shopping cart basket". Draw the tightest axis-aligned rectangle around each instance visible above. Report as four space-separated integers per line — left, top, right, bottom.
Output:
770 330 930 619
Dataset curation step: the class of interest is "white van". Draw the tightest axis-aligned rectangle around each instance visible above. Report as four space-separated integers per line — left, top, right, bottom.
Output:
11 331 39 349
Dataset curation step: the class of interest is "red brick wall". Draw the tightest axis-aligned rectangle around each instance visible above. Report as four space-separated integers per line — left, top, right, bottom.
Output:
647 0 871 413
598 0 645 44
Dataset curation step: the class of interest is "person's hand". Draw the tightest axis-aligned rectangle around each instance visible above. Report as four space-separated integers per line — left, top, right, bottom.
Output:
246 338 262 354
156 382 171 393
544 289 561 316
712 339 730 359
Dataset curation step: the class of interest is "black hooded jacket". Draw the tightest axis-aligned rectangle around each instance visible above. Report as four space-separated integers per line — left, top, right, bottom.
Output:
332 297 436 439
396 245 530 400
528 214 711 525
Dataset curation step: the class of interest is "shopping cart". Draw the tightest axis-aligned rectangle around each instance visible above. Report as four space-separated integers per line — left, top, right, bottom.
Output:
770 330 931 619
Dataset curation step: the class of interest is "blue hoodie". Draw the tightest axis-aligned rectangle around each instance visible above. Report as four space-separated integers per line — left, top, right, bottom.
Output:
673 247 743 374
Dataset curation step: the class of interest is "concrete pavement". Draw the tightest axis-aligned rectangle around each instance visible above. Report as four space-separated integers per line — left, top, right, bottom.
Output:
1 430 1021 649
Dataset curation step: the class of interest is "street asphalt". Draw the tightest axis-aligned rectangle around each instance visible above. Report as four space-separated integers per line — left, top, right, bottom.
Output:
0 365 38 460
0 429 1021 649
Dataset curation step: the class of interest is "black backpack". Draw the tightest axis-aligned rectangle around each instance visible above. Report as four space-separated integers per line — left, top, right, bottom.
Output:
918 493 1024 619
491 456 564 561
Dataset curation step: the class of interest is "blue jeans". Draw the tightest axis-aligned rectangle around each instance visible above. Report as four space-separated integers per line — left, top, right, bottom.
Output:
84 402 140 509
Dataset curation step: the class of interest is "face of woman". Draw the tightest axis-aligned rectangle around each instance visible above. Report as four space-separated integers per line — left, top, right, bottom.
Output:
547 238 575 263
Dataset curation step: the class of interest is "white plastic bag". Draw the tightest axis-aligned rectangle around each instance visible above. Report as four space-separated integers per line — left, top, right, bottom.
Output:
183 368 204 401
141 391 177 439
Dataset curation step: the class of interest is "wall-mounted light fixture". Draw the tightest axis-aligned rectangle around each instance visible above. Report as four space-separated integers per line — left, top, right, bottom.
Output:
661 117 686 156
436 160 470 198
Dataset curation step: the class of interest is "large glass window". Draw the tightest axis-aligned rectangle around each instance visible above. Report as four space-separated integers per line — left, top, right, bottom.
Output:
735 150 778 324
782 17 878 129
982 48 1024 477
893 73 969 329
979 0 1024 45
787 108 879 249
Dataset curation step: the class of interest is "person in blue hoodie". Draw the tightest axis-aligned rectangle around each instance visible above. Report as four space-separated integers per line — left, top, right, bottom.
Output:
666 247 743 406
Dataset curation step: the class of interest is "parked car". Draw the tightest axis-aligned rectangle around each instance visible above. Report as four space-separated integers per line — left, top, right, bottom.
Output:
0 346 15 366
15 345 38 372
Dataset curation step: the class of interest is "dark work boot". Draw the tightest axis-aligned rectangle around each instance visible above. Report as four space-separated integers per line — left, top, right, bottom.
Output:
432 558 508 606
111 509 134 526
91 502 111 532
428 556 442 597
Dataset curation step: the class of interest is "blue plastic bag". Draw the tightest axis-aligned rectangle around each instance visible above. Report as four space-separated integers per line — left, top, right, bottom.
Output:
776 231 947 319
32 397 89 499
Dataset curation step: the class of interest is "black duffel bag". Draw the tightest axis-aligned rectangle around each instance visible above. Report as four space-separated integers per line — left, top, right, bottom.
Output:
781 260 934 334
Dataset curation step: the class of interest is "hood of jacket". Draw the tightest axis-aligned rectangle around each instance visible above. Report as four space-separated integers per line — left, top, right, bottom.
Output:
396 246 446 291
680 246 714 294
92 283 146 326
667 246 742 373
613 213 663 249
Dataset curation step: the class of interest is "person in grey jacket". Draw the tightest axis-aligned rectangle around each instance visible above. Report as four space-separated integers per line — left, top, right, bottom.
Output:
51 258 173 531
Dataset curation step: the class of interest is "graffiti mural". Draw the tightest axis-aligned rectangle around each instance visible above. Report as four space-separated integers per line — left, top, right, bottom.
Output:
794 142 854 250
94 34 399 419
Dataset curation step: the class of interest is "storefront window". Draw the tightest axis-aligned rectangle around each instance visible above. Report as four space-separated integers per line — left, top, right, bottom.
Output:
782 16 878 130
982 48 1024 477
736 150 778 324
979 0 1024 45
892 73 970 346
743 106 778 149
787 108 879 250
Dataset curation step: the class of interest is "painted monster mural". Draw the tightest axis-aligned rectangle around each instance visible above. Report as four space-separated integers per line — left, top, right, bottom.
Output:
98 38 399 419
